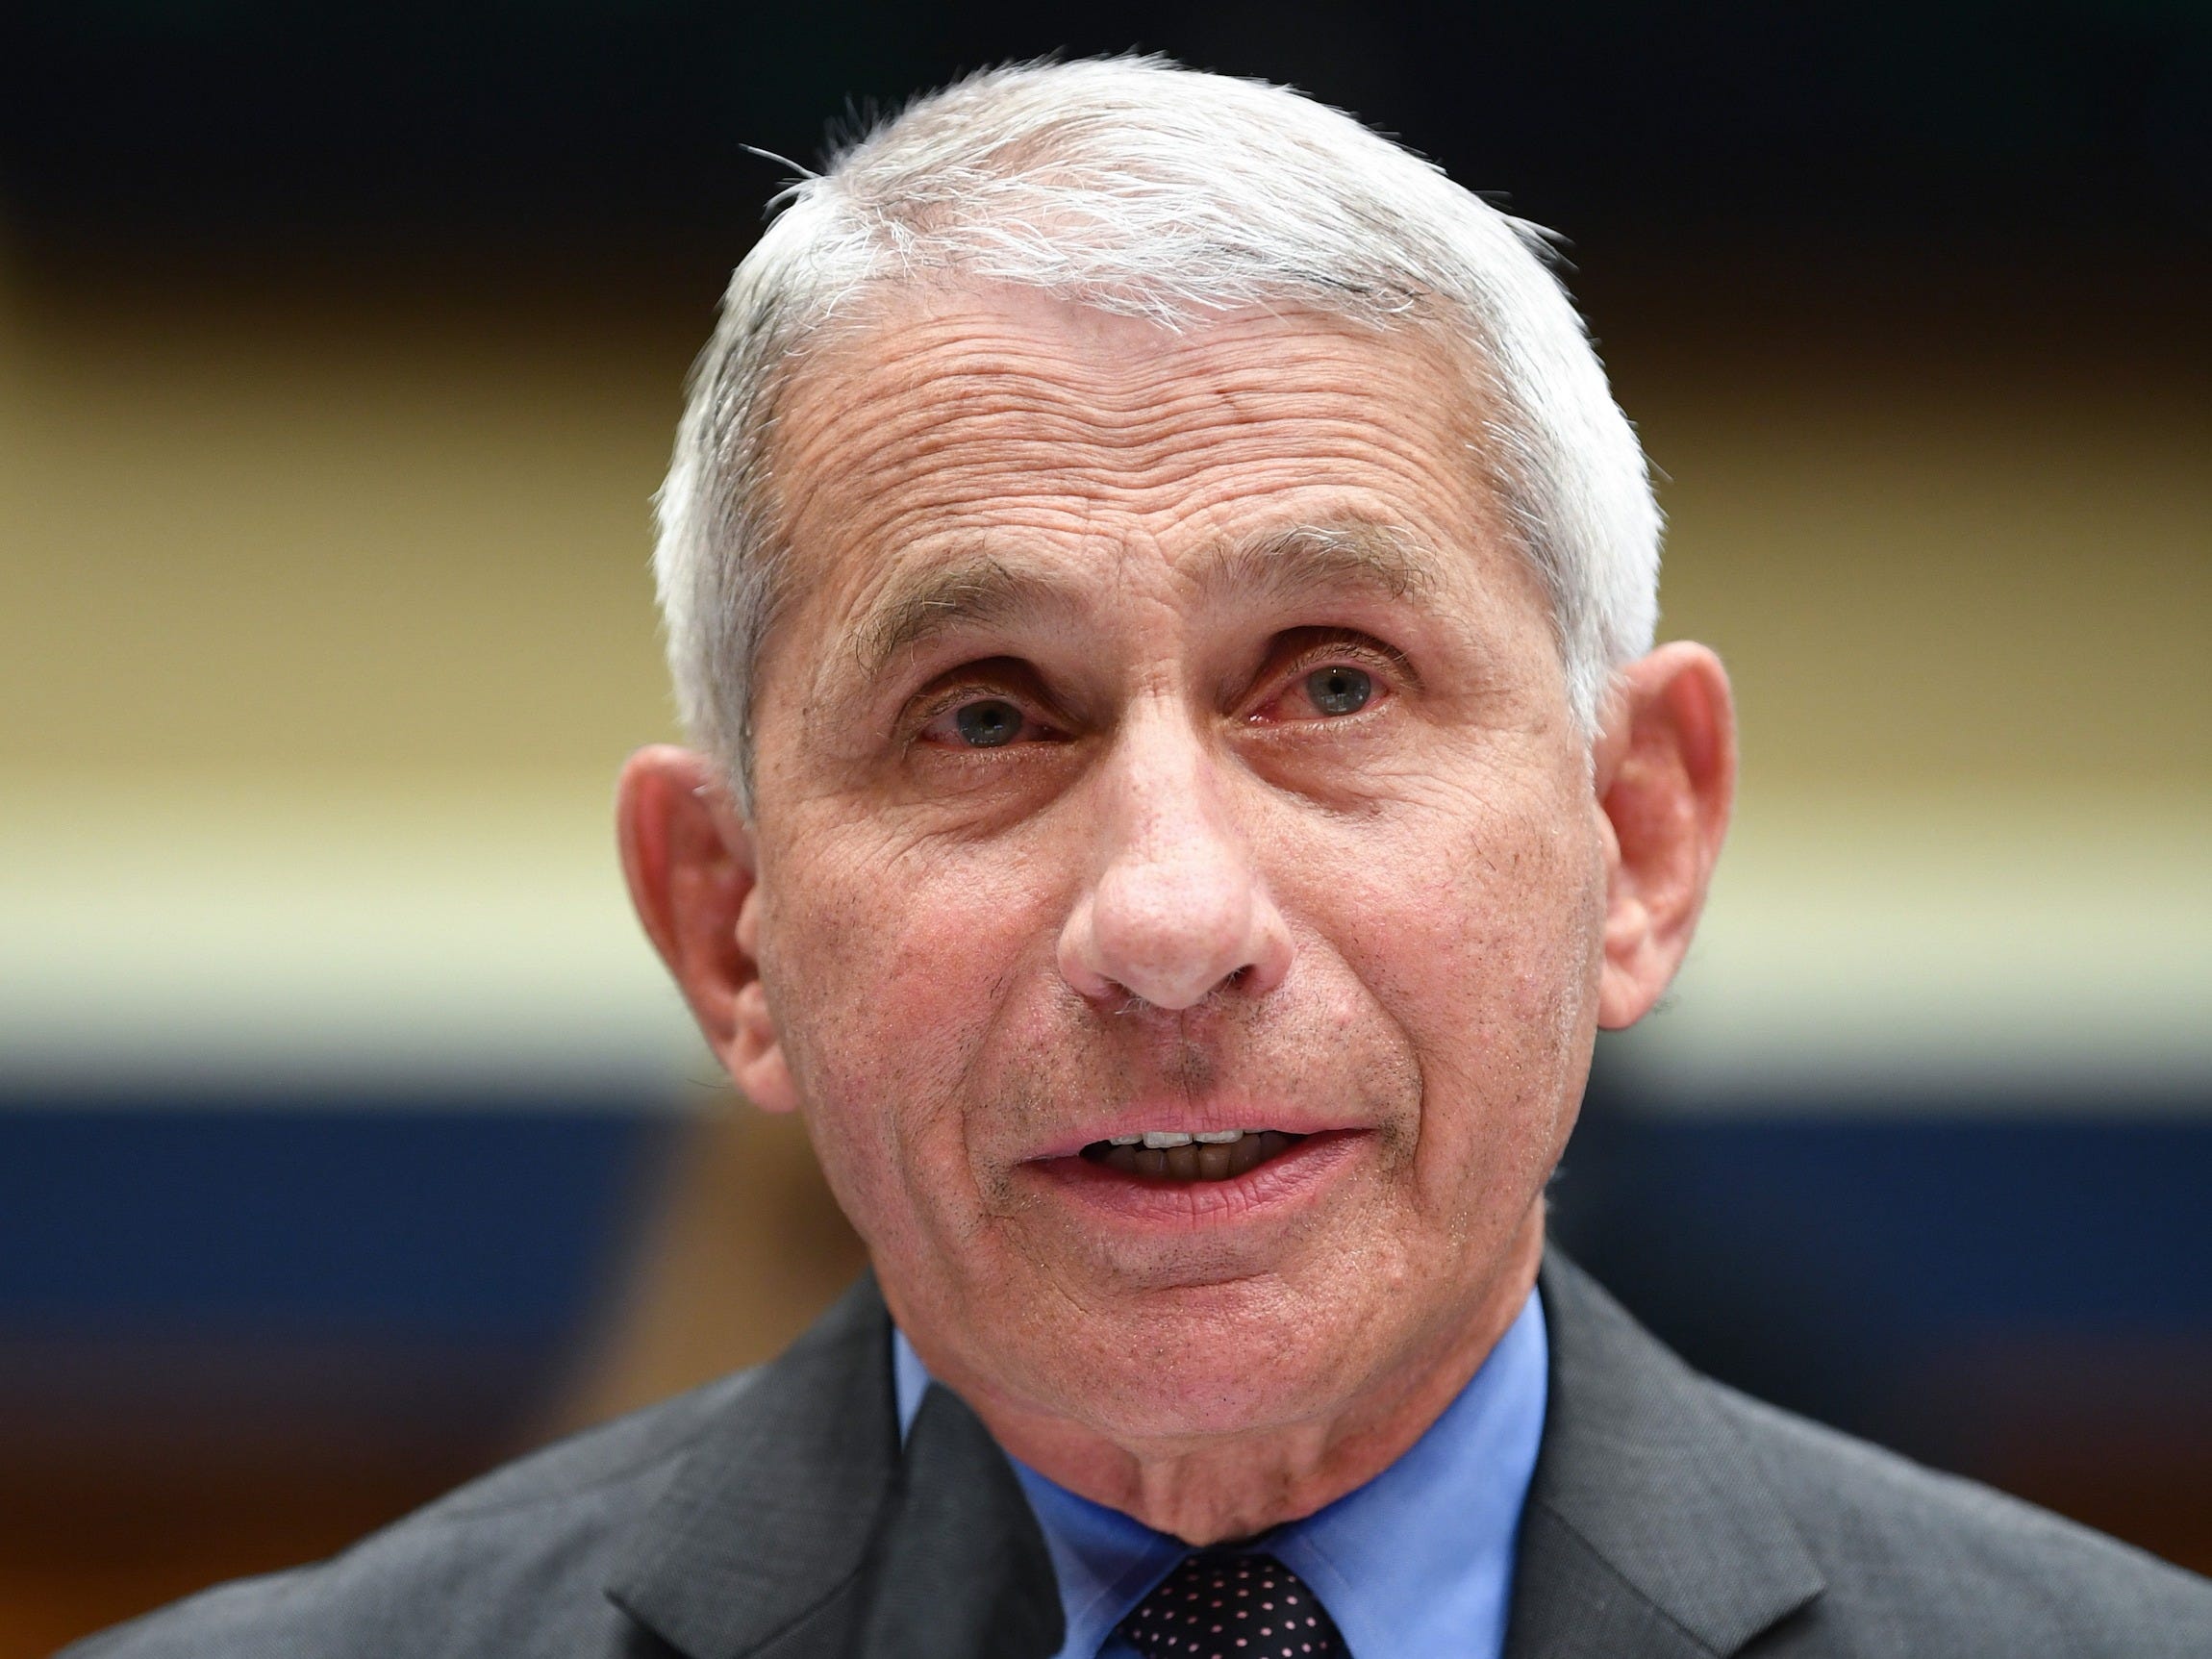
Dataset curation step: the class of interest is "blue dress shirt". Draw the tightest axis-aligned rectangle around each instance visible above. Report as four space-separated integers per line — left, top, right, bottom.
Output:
892 1289 1547 1659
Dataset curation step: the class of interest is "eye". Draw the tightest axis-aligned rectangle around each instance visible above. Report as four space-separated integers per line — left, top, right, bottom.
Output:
918 693 1057 749
953 698 1022 747
1247 638 1398 726
1303 664 1373 716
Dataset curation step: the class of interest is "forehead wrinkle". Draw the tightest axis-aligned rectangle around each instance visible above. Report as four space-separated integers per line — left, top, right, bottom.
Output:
785 300 1444 498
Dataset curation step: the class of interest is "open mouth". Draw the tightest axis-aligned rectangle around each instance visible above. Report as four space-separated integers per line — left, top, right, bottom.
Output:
1079 1129 1305 1182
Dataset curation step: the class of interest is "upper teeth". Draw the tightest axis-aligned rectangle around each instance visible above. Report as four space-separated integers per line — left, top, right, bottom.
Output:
1113 1129 1250 1149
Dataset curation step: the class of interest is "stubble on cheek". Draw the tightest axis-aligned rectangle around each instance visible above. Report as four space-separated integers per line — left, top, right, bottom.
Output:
752 847 1000 1263
1348 770 1603 1250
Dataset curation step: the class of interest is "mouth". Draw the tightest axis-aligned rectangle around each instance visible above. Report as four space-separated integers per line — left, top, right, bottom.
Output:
1027 1123 1364 1233
1078 1128 1304 1183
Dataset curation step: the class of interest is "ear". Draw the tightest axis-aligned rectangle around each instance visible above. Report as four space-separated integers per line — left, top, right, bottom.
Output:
615 745 798 1113
1590 642 1737 1029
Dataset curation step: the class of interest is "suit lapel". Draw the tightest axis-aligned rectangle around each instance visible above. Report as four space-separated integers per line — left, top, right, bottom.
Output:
1504 1253 1825 1659
605 1273 1061 1659
852 1383 1066 1659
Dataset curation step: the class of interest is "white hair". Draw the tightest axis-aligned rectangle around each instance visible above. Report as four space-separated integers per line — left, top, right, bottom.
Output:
654 57 1660 806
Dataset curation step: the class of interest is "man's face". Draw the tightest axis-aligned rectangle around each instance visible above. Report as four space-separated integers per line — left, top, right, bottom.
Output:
742 288 1608 1443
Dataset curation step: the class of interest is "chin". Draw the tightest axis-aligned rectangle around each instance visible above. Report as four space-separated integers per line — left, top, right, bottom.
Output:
1021 1293 1379 1444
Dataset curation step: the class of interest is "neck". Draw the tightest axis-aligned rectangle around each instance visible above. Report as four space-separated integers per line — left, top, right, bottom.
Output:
961 1207 1546 1545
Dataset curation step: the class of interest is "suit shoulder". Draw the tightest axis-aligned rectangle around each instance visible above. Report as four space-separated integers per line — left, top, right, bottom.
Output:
59 1369 761 1659
1711 1382 2212 1655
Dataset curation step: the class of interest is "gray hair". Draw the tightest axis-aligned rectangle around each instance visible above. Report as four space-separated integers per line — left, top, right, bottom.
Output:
653 57 1660 807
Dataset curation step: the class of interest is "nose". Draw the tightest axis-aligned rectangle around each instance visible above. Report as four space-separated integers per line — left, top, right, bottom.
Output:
1057 711 1294 1012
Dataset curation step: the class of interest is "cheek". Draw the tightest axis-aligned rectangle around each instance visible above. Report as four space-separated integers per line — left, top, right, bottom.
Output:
754 831 1066 1207
1296 775 1603 1192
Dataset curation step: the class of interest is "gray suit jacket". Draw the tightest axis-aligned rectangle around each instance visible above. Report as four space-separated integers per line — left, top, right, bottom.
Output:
63 1253 2212 1658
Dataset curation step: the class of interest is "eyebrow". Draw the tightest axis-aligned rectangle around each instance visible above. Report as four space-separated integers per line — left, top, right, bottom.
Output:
848 517 1444 685
852 551 1051 683
1199 518 1439 608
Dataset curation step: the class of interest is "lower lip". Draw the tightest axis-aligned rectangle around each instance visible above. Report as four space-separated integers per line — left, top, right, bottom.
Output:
1018 1130 1367 1229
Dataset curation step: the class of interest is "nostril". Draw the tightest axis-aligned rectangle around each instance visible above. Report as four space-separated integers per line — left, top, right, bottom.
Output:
1059 920 1285 1014
1056 768 1295 1009
1056 894 1119 1003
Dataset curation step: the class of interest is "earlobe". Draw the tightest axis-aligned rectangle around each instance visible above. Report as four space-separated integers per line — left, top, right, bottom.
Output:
1592 643 1736 1029
615 745 799 1113
727 879 798 1114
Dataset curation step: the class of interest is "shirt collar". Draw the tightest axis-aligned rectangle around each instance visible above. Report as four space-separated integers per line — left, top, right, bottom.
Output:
892 1290 1548 1659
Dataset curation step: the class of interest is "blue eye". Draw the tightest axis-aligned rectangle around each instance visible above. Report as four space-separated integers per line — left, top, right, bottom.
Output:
1305 666 1372 716
953 699 1023 747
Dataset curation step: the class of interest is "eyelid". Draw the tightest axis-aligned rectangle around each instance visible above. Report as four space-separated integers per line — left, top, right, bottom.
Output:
904 658 1038 713
914 681 1018 721
1259 628 1417 703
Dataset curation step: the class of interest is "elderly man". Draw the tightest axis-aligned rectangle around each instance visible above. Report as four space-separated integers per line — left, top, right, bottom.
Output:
72 57 2209 1659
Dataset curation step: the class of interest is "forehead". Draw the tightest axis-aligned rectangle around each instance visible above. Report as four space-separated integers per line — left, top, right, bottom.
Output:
761 285 1529 660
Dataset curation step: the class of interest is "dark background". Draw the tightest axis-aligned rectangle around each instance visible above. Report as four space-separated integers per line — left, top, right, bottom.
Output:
9 1 2212 240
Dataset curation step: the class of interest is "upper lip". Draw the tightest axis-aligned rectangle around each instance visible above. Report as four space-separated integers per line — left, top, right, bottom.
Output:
1022 1105 1365 1162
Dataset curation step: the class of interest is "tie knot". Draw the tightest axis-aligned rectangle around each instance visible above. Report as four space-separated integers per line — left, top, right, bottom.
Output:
1116 1550 1346 1659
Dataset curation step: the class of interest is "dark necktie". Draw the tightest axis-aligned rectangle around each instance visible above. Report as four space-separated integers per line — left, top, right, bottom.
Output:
1116 1551 1347 1658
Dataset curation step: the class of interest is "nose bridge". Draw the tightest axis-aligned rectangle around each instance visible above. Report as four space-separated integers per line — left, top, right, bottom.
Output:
1106 698 1237 881
1059 697 1292 1011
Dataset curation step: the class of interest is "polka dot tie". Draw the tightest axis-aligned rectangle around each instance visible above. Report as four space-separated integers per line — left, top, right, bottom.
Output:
1116 1551 1347 1658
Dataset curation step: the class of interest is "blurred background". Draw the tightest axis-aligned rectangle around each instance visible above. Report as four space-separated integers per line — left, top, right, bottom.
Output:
1 1 2206 1649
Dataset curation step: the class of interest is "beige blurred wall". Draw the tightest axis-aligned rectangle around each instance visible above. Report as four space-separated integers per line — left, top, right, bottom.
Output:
1602 279 2211 1099
0 246 710 1090
0 251 682 777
